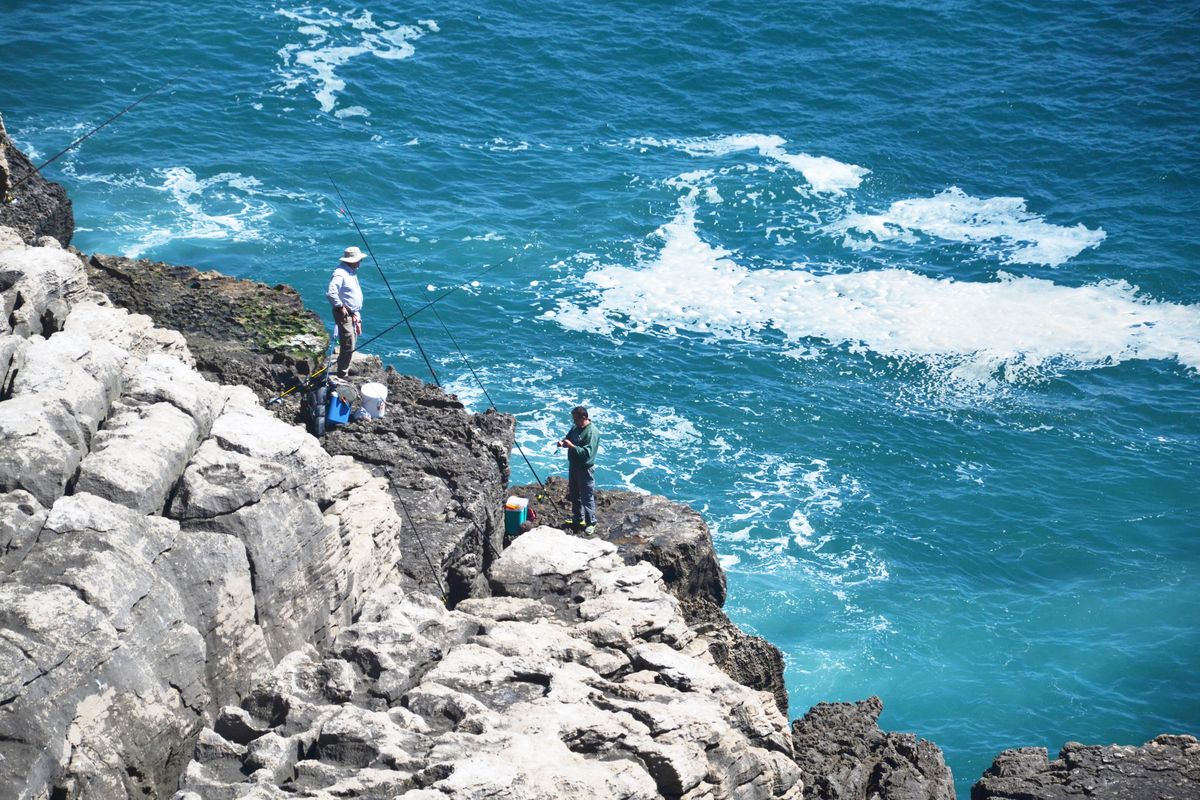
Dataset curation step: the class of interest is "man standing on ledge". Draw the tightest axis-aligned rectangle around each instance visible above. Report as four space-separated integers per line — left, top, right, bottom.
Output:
557 405 600 535
326 246 365 380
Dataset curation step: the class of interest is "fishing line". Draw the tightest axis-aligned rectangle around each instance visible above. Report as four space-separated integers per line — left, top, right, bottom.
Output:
7 72 190 198
387 471 449 605
266 261 504 406
322 178 510 602
327 174 442 388
426 296 568 522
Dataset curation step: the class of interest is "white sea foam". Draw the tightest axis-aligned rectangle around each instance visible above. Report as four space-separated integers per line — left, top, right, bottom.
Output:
276 7 435 113
635 133 870 195
84 167 287 258
549 193 1200 381
833 187 1106 266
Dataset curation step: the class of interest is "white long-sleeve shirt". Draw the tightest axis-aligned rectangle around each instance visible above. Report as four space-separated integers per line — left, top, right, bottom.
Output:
326 264 363 314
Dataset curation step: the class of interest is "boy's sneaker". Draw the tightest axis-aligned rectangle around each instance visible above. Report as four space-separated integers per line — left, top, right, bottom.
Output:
583 524 597 536
562 519 582 530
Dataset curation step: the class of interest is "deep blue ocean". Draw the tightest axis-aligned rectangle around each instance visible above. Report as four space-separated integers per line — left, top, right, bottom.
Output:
3 1 1197 793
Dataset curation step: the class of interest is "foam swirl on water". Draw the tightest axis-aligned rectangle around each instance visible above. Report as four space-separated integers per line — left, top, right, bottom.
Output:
547 191 1200 381
634 134 870 195
275 7 436 114
833 187 1107 266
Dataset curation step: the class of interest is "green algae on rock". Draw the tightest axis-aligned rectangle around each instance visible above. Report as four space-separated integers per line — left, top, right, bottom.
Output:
86 253 327 399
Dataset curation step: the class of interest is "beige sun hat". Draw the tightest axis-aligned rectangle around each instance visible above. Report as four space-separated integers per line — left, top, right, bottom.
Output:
340 246 366 264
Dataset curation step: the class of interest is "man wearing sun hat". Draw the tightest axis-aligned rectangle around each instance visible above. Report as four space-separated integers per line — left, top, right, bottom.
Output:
326 245 366 380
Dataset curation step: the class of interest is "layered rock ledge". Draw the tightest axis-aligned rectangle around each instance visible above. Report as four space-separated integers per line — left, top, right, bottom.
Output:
2 119 1196 799
0 232 811 798
177 528 801 799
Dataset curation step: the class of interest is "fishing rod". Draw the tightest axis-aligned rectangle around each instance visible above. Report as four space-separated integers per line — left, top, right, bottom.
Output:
387 471 449 605
327 175 442 388
266 260 504 406
426 296 567 520
7 73 189 199
270 195 502 598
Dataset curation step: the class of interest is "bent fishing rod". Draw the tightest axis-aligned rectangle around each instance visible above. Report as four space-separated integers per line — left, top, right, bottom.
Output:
324 181 520 573
328 175 442 388
7 73 188 200
266 259 504 405
426 296 564 517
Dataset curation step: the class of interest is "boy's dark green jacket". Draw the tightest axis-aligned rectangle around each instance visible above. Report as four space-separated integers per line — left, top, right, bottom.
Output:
565 422 599 467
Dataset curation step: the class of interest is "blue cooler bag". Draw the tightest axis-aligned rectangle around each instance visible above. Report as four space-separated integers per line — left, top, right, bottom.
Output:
327 390 352 426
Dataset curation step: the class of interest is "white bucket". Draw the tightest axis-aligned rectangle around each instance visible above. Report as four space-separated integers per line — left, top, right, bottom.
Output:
361 382 388 419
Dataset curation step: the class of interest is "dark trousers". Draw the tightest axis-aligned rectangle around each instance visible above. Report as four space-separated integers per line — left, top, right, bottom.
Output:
568 463 596 525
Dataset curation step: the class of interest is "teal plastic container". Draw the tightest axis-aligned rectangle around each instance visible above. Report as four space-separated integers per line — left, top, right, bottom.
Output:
504 496 528 534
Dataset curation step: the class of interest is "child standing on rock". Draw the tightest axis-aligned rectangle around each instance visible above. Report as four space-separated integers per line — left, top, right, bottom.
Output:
557 405 599 535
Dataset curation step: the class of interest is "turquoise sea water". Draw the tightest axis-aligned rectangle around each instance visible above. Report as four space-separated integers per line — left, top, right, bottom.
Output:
3 1 1198 794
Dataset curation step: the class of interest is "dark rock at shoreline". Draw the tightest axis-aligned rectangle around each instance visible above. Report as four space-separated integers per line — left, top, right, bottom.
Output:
971 735 1200 800
86 253 327 401
0 112 74 247
320 360 515 605
511 477 727 608
790 697 955 800
509 478 791 716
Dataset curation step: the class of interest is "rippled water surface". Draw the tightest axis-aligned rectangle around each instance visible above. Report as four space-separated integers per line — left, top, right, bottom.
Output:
3 1 1198 793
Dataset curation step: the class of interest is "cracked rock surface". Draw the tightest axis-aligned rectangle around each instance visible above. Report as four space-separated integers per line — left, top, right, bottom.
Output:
1 232 408 799
790 697 955 800
971 735 1200 800
174 527 804 800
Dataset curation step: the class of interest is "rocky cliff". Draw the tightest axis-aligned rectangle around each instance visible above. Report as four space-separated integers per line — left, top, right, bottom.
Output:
0 112 74 248
1 120 1195 799
0 230 413 797
0 229 811 798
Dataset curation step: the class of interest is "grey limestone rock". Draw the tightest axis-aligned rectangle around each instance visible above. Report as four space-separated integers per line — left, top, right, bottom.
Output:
175 528 804 800
971 735 1200 800
167 387 405 661
0 493 209 800
0 489 46 573
790 697 954 800
0 234 414 798
75 400 202 514
11 328 125 443
1 243 87 337
0 393 88 507
64 300 193 370
512 478 791 717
